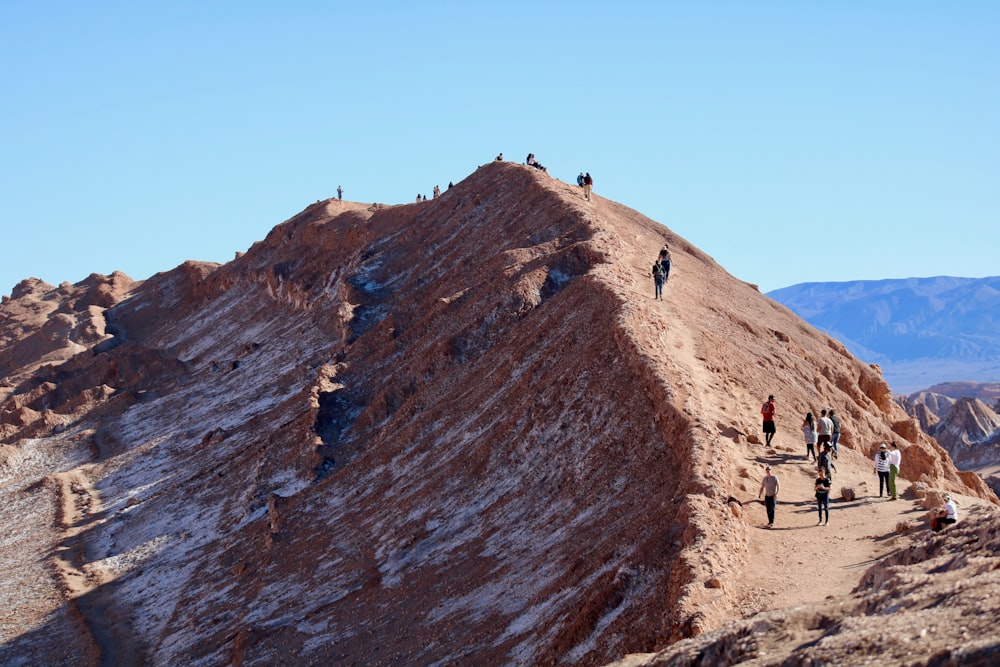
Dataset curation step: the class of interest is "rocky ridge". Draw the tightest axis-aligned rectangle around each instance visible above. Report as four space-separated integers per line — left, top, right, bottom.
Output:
0 161 994 665
898 390 1000 470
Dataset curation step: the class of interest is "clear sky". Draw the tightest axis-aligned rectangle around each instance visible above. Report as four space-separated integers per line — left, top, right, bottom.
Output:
2 1 997 296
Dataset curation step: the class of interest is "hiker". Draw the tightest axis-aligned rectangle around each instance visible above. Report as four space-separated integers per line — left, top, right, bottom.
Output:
818 443 835 482
496 153 503 161
652 259 666 300
829 408 841 458
815 467 831 525
433 185 441 199
801 412 818 461
932 494 958 531
657 245 672 281
758 465 779 527
874 444 891 498
337 185 343 201
761 395 776 446
817 409 834 450
887 442 901 500
583 172 593 200
577 172 585 186
416 194 422 202
448 181 454 189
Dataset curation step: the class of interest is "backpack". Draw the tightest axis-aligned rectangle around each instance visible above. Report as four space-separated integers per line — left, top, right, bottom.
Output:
652 263 665 279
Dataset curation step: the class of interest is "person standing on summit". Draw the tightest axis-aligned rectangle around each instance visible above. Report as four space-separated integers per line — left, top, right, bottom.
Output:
761 395 776 446
583 172 593 201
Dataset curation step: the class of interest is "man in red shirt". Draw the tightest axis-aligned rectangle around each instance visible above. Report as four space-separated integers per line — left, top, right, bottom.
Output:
761 395 776 446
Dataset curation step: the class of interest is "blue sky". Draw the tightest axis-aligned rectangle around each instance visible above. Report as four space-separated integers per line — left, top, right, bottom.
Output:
2 1 997 295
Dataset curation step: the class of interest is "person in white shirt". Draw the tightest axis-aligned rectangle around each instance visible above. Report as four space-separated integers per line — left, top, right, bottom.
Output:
887 441 902 500
873 444 891 498
816 409 834 448
933 494 958 531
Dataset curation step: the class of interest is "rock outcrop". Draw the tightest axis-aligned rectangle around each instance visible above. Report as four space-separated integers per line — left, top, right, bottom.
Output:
0 162 993 665
899 391 1000 469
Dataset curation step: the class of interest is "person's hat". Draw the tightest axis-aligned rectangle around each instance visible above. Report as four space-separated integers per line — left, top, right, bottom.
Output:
944 494 951 501
879 444 887 450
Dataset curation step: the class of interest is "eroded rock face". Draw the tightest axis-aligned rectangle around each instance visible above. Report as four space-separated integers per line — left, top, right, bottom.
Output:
0 162 993 666
899 391 1000 468
607 504 1000 667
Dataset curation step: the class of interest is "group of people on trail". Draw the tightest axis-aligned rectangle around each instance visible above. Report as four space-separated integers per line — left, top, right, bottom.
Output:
801 409 841 461
757 460 833 527
415 185 444 202
650 244 672 300
873 442 902 500
576 172 594 200
759 397 957 530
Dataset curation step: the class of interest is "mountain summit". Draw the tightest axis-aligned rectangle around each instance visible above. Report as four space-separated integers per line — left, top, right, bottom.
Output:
0 161 991 665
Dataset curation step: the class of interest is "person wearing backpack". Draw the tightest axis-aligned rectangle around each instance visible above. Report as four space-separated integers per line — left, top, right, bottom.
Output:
817 443 835 482
657 244 672 282
651 260 666 300
815 467 832 525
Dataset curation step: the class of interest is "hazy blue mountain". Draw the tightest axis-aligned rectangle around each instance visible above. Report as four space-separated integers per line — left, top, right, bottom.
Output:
767 276 1000 393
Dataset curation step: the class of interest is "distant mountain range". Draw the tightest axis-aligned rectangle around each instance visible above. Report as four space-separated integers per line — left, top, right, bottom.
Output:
767 276 1000 393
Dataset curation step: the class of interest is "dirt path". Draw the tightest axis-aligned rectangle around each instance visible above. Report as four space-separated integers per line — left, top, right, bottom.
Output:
731 437 929 613
53 467 147 666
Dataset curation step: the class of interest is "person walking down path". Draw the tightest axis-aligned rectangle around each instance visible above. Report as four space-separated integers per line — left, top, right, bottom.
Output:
652 260 666 300
801 412 818 461
932 494 959 531
887 441 901 500
583 172 593 200
829 409 842 458
761 395 777 447
874 444 891 498
815 468 832 525
758 465 780 527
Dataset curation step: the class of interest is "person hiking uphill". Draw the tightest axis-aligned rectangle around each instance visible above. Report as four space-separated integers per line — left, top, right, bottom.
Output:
651 259 666 300
657 245 672 282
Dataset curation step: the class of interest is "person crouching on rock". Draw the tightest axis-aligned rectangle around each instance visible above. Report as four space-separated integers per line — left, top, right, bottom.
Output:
932 494 958 531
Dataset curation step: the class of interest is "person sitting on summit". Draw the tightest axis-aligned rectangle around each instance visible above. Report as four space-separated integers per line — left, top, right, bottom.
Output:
526 153 547 173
